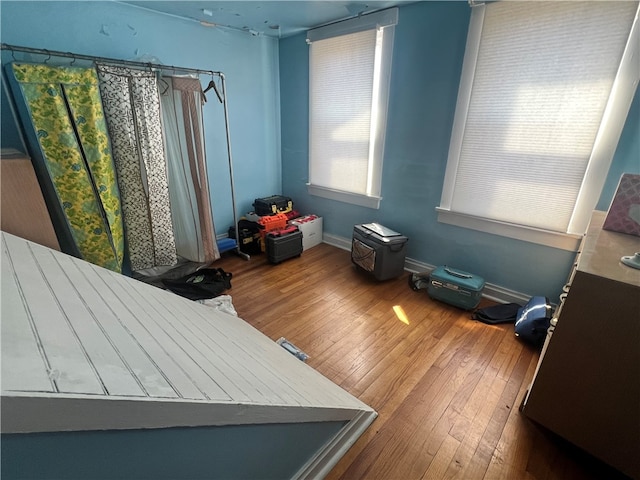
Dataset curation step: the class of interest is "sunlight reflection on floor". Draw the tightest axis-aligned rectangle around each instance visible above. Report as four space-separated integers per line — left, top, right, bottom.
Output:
392 305 410 325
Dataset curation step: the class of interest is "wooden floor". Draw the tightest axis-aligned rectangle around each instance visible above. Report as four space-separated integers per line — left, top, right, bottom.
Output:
214 243 629 480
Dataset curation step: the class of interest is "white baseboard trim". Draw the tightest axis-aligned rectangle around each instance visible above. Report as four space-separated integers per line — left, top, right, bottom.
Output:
322 232 351 251
321 234 530 305
293 410 378 480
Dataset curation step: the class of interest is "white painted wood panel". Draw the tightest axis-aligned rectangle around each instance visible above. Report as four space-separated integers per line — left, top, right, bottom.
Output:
31 246 145 397
84 263 214 401
182 300 359 408
1 232 376 438
56 254 178 398
3 235 104 394
1 240 53 392
124 278 268 403
1 395 372 433
140 282 313 406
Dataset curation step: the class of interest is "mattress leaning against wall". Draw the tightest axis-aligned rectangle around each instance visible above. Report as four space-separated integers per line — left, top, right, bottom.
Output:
6 62 125 273
0 232 377 480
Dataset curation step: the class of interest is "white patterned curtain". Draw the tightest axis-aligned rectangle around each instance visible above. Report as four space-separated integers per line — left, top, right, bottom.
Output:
97 64 178 271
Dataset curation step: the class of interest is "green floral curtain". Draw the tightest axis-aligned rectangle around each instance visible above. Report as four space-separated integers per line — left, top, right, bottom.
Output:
10 63 124 272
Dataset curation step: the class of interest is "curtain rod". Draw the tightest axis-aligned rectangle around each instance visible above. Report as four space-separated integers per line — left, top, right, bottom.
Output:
0 43 223 78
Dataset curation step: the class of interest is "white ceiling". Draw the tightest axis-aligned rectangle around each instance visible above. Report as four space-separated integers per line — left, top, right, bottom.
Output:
120 1 416 38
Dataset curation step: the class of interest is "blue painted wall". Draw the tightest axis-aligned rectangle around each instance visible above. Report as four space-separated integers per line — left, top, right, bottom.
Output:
597 87 640 211
279 1 640 301
2 421 346 479
0 0 281 233
1 0 637 300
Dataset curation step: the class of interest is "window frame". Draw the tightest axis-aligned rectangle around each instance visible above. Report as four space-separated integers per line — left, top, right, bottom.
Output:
306 8 398 210
437 2 640 251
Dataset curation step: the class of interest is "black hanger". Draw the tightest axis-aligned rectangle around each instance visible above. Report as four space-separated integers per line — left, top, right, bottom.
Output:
158 77 170 95
203 77 223 103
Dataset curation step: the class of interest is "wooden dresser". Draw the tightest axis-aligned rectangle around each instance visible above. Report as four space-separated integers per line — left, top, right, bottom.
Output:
0 152 60 251
521 210 640 479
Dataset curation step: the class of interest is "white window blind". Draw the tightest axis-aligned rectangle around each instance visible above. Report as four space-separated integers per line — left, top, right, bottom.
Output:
438 1 639 249
307 8 397 209
309 29 376 195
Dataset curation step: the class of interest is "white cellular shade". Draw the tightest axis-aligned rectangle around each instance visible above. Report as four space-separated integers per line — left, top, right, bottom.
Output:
447 1 638 233
309 28 377 195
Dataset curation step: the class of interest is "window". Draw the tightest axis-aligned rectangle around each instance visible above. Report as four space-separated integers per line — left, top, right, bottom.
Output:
306 8 397 209
438 1 639 250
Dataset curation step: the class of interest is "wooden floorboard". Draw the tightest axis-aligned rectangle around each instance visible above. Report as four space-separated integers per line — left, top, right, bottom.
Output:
213 243 630 480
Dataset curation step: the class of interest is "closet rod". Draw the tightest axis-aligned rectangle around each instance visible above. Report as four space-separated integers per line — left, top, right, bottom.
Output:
0 43 222 77
2 42 249 261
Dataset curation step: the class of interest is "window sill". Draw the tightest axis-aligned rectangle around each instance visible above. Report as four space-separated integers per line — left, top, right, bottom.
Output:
307 184 381 209
436 207 583 252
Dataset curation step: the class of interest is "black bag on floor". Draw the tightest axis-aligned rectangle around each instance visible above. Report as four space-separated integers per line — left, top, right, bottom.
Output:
471 302 521 325
162 268 232 300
